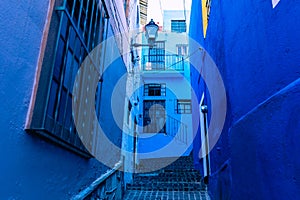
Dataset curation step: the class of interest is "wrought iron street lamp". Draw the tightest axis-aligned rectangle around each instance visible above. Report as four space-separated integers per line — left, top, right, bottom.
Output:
144 19 159 46
131 19 159 48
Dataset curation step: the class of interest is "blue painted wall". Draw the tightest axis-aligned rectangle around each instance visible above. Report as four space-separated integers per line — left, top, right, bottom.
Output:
190 0 300 199
0 0 127 199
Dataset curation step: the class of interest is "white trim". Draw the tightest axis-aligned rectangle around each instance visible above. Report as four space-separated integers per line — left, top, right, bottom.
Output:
199 93 211 177
272 0 280 8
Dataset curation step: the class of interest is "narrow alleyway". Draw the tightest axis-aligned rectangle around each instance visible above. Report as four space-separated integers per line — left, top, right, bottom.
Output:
123 155 210 200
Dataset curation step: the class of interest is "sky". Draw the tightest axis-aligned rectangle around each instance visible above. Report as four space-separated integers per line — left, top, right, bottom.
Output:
147 0 192 25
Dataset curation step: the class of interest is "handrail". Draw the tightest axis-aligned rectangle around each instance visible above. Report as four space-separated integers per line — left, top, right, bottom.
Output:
166 115 188 144
142 54 185 71
71 160 123 200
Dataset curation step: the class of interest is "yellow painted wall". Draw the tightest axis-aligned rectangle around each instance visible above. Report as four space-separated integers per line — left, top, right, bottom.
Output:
202 0 210 38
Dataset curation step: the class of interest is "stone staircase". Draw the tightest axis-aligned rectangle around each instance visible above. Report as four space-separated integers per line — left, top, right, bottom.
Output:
126 155 205 192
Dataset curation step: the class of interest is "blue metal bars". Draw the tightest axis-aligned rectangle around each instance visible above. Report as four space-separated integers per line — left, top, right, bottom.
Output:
142 54 185 71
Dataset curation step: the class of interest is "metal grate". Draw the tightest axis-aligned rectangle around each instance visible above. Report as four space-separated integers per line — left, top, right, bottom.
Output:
28 0 108 157
143 54 185 71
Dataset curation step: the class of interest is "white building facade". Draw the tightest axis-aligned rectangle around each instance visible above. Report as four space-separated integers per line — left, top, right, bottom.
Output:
136 9 193 160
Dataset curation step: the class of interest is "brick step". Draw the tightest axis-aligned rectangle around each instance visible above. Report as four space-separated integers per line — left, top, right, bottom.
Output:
134 176 200 181
163 168 199 172
135 173 200 180
136 170 200 175
163 166 195 170
164 163 194 167
134 174 201 179
138 157 194 166
128 155 205 192
127 182 203 191
136 157 194 172
136 169 200 175
136 166 195 172
133 178 201 184
166 160 194 165
134 175 201 183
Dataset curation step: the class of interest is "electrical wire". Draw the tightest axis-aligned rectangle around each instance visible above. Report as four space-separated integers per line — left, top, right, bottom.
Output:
164 47 202 70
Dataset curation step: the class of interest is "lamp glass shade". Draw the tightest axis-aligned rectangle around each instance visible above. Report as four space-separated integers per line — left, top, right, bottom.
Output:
145 19 159 42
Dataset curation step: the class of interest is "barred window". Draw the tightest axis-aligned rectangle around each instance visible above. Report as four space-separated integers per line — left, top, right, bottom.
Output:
171 20 186 33
176 100 192 114
146 41 165 70
27 0 108 157
144 84 166 96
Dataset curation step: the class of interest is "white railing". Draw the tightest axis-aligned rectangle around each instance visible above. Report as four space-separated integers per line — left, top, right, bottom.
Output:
71 161 123 200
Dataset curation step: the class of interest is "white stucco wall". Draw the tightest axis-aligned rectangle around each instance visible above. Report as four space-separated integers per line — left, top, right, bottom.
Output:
137 29 193 159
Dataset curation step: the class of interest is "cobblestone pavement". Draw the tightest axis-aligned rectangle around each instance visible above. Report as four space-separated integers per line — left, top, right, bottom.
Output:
123 156 210 200
123 190 210 200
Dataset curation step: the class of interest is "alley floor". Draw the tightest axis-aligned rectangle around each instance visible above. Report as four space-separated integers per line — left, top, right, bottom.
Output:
123 190 210 200
123 156 210 200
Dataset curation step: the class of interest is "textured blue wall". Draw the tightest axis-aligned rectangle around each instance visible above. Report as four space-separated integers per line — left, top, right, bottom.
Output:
230 79 300 199
190 0 300 199
0 0 126 199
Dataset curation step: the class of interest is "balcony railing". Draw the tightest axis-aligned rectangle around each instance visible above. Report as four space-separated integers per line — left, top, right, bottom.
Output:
141 114 188 144
142 54 185 71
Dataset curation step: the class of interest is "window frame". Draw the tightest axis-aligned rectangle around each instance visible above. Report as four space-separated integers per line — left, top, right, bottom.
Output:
176 99 192 114
147 41 166 70
26 0 109 157
176 44 188 56
171 20 187 33
144 83 166 96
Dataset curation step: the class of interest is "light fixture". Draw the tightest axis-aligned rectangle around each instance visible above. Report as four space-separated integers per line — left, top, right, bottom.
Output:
131 19 159 48
144 19 159 46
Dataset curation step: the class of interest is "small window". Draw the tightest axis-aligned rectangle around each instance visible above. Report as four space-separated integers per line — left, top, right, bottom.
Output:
176 100 192 114
177 44 188 56
171 20 186 33
144 84 166 96
145 41 166 70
